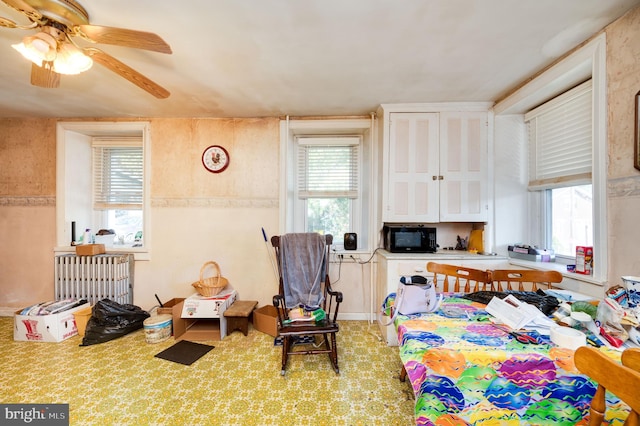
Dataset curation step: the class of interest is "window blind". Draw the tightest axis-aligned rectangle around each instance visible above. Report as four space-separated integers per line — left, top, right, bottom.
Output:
92 137 143 209
296 137 360 199
525 80 592 190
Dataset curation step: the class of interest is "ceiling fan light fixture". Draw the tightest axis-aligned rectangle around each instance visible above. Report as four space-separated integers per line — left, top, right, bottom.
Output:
53 42 93 75
12 32 58 65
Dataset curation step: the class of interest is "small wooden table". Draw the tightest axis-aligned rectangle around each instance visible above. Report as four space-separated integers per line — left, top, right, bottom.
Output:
223 300 258 336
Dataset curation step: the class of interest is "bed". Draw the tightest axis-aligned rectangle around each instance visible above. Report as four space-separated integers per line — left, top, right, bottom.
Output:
392 293 629 425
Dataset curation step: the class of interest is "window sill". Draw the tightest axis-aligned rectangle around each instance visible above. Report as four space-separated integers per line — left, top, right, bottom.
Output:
54 246 150 261
508 259 604 286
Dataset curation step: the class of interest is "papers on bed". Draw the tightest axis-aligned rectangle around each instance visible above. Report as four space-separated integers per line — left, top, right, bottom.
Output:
485 295 556 335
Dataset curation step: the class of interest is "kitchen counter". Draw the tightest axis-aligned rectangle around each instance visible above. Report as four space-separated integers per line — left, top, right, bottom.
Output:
377 249 507 261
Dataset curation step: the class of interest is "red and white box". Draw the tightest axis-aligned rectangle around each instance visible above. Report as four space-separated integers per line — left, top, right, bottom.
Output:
576 246 593 275
181 288 237 319
14 302 89 342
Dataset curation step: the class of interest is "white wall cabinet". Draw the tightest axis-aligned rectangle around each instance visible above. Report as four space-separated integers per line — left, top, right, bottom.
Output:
387 112 440 221
439 111 488 221
379 104 489 223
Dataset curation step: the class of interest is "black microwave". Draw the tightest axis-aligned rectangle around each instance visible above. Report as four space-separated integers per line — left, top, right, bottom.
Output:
383 225 437 253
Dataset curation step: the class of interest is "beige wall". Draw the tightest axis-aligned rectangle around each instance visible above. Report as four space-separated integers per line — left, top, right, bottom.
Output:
0 117 287 312
0 119 56 307
142 117 281 311
0 117 371 316
606 6 640 283
607 8 640 285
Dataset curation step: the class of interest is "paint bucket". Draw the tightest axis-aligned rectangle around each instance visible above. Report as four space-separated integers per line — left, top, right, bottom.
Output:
143 314 172 344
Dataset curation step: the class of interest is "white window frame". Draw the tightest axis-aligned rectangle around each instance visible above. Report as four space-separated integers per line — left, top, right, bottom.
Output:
280 118 374 252
525 81 594 260
294 136 362 236
56 121 151 260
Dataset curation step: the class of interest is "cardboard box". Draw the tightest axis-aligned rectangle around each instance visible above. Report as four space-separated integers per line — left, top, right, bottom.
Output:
253 305 282 337
157 298 185 316
172 300 228 341
181 289 237 319
157 298 185 336
576 246 593 275
75 244 106 256
14 302 89 342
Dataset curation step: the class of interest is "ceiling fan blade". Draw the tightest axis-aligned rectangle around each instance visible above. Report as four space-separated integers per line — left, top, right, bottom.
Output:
77 25 172 54
0 15 37 28
84 48 170 99
1 0 42 21
30 62 60 88
0 16 17 27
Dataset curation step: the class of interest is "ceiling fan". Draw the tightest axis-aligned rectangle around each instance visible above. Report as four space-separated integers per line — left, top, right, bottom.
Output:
0 0 172 98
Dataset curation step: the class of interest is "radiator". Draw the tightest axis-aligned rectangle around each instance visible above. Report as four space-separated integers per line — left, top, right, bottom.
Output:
54 253 134 305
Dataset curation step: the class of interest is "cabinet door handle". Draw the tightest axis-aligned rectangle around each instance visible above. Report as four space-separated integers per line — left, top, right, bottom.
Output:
439 175 444 180
432 176 438 181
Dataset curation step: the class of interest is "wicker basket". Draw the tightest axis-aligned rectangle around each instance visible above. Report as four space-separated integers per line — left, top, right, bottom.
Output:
192 261 229 297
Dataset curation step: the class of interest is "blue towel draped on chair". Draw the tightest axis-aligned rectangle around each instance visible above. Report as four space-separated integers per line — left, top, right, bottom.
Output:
280 233 326 309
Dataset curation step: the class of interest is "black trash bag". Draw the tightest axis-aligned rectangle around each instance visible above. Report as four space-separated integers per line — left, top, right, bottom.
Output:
80 299 150 346
462 290 560 316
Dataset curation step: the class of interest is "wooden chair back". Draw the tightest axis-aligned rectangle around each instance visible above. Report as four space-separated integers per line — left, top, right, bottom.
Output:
491 269 563 291
622 348 640 372
426 262 492 292
575 346 640 425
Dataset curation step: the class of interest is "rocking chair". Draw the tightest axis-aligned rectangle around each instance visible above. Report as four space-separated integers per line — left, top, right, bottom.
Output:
271 233 343 376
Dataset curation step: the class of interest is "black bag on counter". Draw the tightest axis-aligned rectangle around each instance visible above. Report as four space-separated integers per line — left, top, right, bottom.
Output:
462 290 560 316
80 299 150 346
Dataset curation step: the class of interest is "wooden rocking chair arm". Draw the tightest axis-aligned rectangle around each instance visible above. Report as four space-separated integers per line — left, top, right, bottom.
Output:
273 294 284 305
324 289 342 322
328 289 343 304
272 295 287 324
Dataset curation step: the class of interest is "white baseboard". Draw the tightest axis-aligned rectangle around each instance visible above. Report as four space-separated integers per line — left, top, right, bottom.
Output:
337 312 374 321
0 307 16 316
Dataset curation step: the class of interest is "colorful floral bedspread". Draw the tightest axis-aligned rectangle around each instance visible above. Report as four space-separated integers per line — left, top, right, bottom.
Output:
392 294 629 425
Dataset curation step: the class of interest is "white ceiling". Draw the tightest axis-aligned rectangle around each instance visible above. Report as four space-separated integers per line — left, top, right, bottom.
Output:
0 0 638 118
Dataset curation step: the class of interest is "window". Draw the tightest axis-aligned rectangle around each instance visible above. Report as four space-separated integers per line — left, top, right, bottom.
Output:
549 185 593 256
494 34 606 282
280 118 373 251
296 137 360 237
93 138 144 244
56 122 151 259
526 80 593 259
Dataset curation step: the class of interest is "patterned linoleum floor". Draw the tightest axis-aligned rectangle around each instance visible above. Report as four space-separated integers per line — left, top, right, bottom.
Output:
0 318 415 425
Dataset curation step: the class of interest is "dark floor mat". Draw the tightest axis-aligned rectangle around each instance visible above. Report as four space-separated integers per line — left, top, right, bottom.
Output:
154 340 214 365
